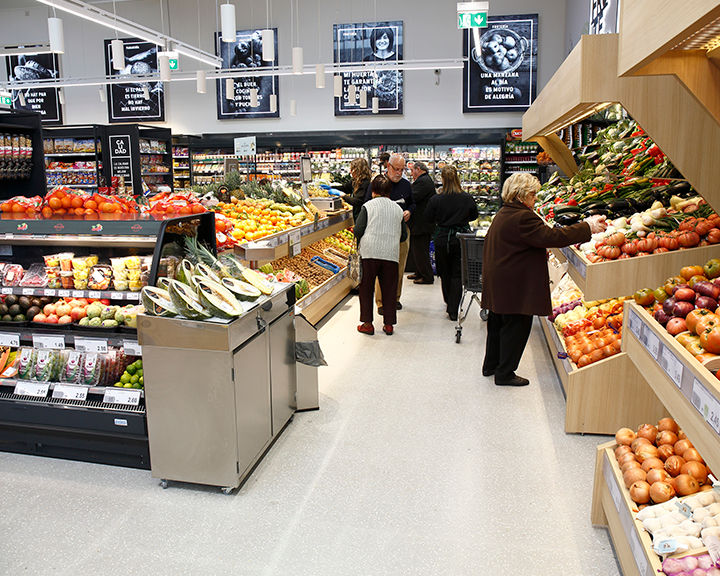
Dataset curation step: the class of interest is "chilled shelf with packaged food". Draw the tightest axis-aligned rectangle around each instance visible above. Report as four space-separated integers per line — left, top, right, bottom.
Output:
43 125 106 191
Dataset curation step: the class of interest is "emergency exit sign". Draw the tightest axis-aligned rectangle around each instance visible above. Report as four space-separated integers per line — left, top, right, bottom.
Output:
0 94 11 106
457 1 489 29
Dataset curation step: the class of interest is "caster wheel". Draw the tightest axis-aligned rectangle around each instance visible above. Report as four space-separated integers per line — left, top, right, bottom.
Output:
221 487 234 495
480 309 489 321
159 480 169 489
455 329 462 343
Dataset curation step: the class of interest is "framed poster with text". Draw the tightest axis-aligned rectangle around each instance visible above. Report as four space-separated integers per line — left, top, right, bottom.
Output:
5 52 63 125
333 21 403 116
463 14 538 113
103 38 165 123
215 28 279 119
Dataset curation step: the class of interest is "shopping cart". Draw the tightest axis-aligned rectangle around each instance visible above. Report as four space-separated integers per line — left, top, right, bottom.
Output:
455 232 488 343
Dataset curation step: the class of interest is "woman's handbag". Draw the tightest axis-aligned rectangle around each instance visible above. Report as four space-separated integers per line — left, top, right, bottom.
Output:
348 241 362 287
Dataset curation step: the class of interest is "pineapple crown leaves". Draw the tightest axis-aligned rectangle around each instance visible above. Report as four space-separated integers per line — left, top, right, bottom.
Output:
184 235 217 266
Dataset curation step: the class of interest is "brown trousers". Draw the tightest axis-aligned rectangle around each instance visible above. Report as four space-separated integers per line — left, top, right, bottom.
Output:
375 236 410 307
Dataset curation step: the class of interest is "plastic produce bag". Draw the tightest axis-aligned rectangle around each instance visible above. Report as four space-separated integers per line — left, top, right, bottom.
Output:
295 341 327 367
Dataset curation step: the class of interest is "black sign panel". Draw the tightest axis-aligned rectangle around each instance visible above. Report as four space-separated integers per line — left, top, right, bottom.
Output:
5 52 63 125
103 38 165 123
333 21 403 116
215 29 279 119
109 135 133 186
463 14 538 113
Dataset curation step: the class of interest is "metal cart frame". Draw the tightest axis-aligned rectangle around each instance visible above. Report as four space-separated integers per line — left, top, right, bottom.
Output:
455 232 488 343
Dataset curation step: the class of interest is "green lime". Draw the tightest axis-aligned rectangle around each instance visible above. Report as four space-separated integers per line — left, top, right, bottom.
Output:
124 383 133 388
126 365 136 375
130 374 139 384
120 373 131 384
139 376 143 385
114 382 123 387
132 383 142 389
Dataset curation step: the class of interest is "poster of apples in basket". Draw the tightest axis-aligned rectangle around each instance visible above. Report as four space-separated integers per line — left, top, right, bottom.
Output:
463 14 538 113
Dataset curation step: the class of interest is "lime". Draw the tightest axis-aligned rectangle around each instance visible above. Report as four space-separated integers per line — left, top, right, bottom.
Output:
139 376 143 385
123 383 133 388
114 382 123 387
120 373 131 384
126 365 137 375
130 374 139 384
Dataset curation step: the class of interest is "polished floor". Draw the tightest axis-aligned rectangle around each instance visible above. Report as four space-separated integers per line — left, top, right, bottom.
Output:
0 280 621 576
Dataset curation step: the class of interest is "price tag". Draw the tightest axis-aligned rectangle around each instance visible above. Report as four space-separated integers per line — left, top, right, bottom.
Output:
32 334 65 350
644 329 660 359
21 288 35 296
123 340 142 356
653 538 678 556
103 388 141 406
660 347 684 389
72 290 84 298
288 230 301 257
88 291 102 299
43 289 56 296
0 332 20 347
126 293 140 301
1 287 11 295
110 292 123 300
675 499 693 518
58 290 71 297
14 380 49 398
628 310 642 340
74 337 108 354
691 379 720 434
706 534 720 566
52 384 88 401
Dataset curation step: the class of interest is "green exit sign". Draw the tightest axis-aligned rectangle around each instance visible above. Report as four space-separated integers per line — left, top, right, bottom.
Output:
0 95 11 106
168 58 178 70
458 11 487 28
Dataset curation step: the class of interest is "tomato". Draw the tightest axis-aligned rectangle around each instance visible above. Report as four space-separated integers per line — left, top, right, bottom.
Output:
665 276 685 295
696 219 714 236
634 288 656 306
696 314 720 336
681 266 705 281
653 287 669 303
707 229 720 245
679 217 698 232
704 259 720 279
688 275 708 288
621 242 638 255
679 231 701 248
686 309 714 334
700 326 720 354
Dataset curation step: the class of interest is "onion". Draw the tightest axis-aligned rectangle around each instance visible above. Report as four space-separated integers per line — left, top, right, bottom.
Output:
632 437 652 452
637 423 658 444
666 476 677 491
675 473 700 496
636 445 659 462
647 468 670 484
629 480 651 504
624 467 647 488
678 429 687 440
708 567 720 576
683 448 705 464
657 430 679 446
684 556 699 570
641 457 664 472
615 445 632 460
699 555 714 570
649 481 675 503
622 460 642 473
674 438 693 455
657 444 675 461
682 460 708 484
658 417 680 434
665 455 686 476
662 557 685 575
619 452 638 467
700 483 714 491
615 427 636 446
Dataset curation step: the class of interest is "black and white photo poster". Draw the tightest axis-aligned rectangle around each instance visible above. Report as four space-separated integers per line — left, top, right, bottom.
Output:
103 38 165 123
463 14 538 113
333 21 403 116
5 52 63 125
215 29 279 119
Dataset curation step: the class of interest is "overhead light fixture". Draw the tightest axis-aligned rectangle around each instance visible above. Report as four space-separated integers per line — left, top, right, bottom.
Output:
372 96 379 114
292 47 303 75
111 38 124 71
0 44 53 57
347 83 356 104
290 99 297 116
158 53 171 81
225 77 234 99
18 92 26 106
58 88 64 104
220 2 236 43
315 64 325 88
269 93 277 113
142 85 149 99
35 0 222 67
196 70 206 93
333 75 342 97
261 29 274 62
98 86 105 102
249 87 258 107
48 16 64 53
359 89 367 108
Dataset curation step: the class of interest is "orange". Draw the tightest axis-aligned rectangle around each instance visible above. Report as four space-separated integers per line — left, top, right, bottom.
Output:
61 196 72 209
48 197 62 210
41 206 53 218
191 204 205 214
84 199 97 210
71 196 84 209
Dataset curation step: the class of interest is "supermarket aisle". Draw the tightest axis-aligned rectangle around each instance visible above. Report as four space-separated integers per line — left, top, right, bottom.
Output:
0 281 620 576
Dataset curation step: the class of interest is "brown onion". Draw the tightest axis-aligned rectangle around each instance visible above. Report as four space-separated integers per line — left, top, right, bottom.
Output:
619 452 638 467
641 457 665 472
657 444 675 461
658 417 680 434
665 455 686 476
624 467 647 489
681 461 708 485
683 448 705 464
622 460 642 473
647 468 670 484
637 423 658 444
675 473 700 496
674 438 693 456
666 476 677 491
632 437 652 452
700 484 714 492
629 480 651 504
616 427 636 446
636 445 659 462
649 481 676 503
615 445 632 460
678 429 687 440
657 430 679 446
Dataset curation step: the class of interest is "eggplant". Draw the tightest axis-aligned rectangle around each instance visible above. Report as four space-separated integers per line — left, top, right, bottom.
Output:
583 201 609 212
633 197 655 211
653 189 671 204
554 213 582 226
582 208 610 217
670 181 693 198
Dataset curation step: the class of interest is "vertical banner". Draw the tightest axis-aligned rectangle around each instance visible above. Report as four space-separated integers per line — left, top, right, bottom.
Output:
103 38 165 123
215 29 279 119
463 14 538 113
5 53 63 125
333 21 403 116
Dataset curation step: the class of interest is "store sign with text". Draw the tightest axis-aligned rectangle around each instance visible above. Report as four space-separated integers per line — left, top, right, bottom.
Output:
4 52 63 125
463 14 538 113
108 135 133 188
333 21 404 116
215 29 279 119
103 38 165 123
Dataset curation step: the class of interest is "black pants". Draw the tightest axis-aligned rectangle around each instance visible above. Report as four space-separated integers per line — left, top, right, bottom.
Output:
434 235 462 318
408 233 434 282
483 312 534 381
359 258 398 325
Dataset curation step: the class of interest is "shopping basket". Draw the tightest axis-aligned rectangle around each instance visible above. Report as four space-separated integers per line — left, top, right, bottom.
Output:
455 232 488 343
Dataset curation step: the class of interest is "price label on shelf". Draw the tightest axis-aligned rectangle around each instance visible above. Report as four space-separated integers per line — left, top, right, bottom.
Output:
644 330 660 360
58 290 71 298
103 388 141 406
1 287 11 295
21 288 35 296
74 337 108 354
288 230 301 257
52 384 88 401
110 292 123 301
675 499 693 518
43 289 56 297
14 380 49 398
32 335 65 350
88 291 102 299
72 290 84 298
691 379 720 435
0 332 20 347
660 347 684 389
628 310 642 340
123 340 142 356
653 538 678 556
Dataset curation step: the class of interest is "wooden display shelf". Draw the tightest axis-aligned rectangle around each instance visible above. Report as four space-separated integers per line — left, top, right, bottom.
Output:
540 316 666 434
551 244 720 302
295 270 353 326
622 301 720 476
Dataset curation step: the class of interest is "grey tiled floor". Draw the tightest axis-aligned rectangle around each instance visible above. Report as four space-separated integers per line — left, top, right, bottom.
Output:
0 280 621 575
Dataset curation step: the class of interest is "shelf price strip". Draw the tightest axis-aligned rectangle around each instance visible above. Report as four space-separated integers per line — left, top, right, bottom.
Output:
32 334 65 350
691 379 720 435
14 380 50 398
102 388 141 407
0 332 20 347
560 247 587 279
74 337 108 354
52 384 88 401
122 339 142 356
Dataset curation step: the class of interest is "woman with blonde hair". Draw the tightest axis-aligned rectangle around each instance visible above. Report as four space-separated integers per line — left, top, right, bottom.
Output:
340 157 372 221
425 165 478 321
481 172 607 386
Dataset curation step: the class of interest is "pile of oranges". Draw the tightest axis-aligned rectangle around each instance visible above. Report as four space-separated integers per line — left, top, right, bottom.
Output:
1 188 137 217
213 198 309 243
147 192 206 217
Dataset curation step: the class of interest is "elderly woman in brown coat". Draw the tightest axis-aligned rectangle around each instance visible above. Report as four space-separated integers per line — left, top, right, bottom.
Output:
480 173 607 387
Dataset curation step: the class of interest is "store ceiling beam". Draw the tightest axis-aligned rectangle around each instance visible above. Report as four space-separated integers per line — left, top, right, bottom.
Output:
0 43 53 57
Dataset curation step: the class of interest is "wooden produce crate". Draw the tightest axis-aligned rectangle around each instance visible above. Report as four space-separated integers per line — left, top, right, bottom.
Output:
295 269 353 326
540 317 667 435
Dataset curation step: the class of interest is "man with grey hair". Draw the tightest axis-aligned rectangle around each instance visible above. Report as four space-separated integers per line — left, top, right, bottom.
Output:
408 161 436 284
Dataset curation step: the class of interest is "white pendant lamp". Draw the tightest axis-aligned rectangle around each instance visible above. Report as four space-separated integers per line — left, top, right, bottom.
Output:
269 93 277 113
142 85 150 99
48 17 64 54
315 64 325 89
359 89 367 108
372 96 379 114
290 99 297 116
347 83 356 104
221 2 236 43
58 89 64 105
333 75 342 97
225 78 234 99
98 87 106 103
249 87 259 107
18 92 26 107
158 54 171 81
111 39 125 71
261 29 275 62
292 46 303 75
196 70 207 93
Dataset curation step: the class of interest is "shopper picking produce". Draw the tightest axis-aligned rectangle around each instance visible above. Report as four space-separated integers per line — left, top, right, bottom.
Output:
481 172 608 386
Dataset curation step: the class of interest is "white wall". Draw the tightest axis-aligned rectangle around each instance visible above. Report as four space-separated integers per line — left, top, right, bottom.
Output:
0 0 568 136
565 0 589 56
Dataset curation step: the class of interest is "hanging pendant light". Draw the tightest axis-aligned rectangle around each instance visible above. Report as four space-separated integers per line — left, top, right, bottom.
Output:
221 2 236 43
347 83 356 104
359 89 367 108
315 64 325 89
249 88 259 107
98 87 106 103
58 89 64 105
196 70 207 94
142 85 150 99
225 78 234 100
333 75 342 97
158 54 171 81
372 96 379 114
18 92 26 107
292 47 303 75
269 93 277 113
48 17 64 54
290 99 297 116
111 39 125 71
261 29 275 62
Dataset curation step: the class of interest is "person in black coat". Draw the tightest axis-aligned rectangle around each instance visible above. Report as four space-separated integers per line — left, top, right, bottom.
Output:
338 158 372 222
408 162 437 284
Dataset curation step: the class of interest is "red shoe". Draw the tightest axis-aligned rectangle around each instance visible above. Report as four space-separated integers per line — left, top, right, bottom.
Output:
357 323 374 335
383 325 393 335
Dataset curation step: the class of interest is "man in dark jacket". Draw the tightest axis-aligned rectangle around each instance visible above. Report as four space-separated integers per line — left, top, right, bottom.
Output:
408 162 436 284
